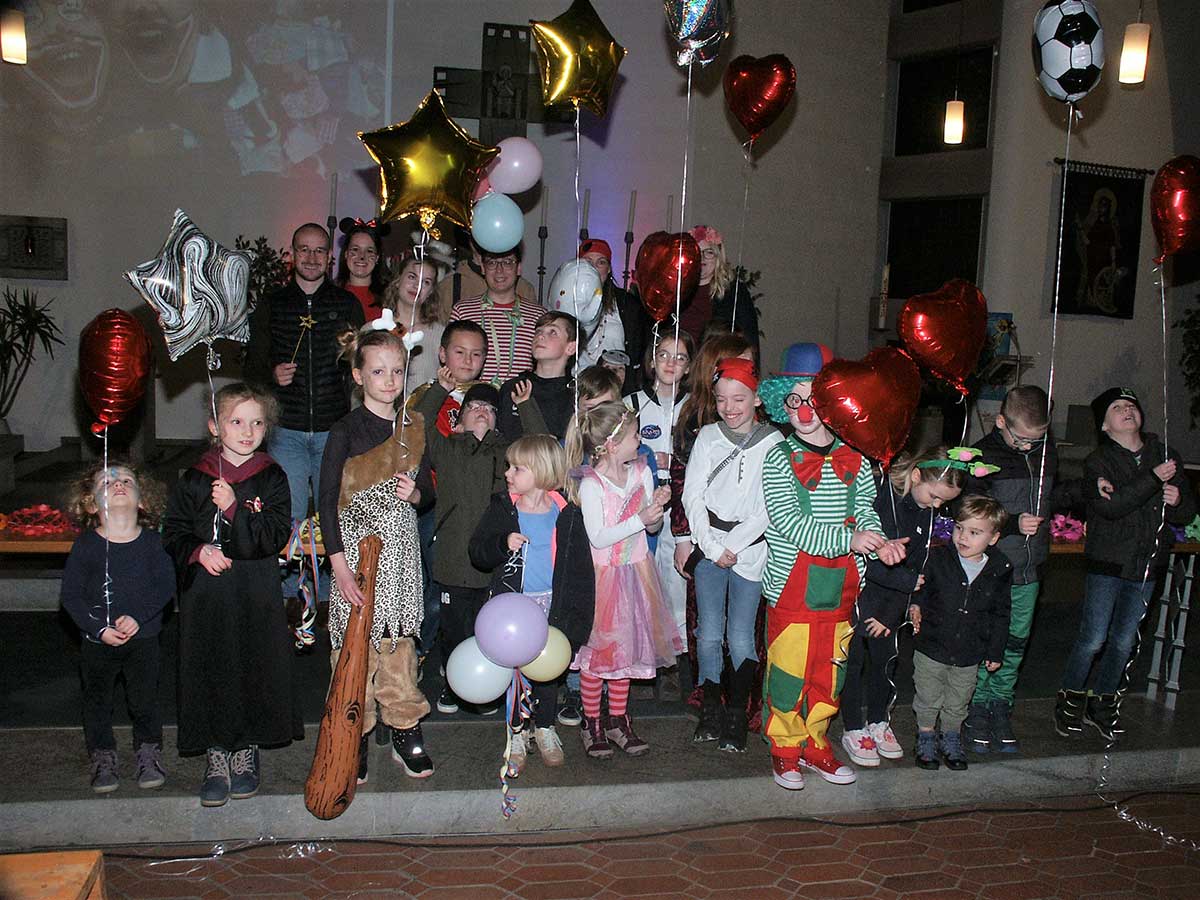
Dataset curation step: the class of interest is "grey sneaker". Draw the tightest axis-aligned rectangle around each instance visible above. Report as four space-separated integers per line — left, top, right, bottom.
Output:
228 746 260 799
90 749 119 793
134 743 166 789
200 749 230 807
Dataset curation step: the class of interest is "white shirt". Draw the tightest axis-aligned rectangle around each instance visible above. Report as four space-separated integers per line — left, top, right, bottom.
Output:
626 389 688 458
576 308 625 371
682 422 783 580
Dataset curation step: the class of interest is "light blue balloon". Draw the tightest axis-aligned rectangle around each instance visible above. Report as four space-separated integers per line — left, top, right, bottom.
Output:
471 192 525 254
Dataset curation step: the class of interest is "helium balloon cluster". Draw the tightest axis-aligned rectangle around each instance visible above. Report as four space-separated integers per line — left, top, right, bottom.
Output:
446 593 572 706
470 137 545 254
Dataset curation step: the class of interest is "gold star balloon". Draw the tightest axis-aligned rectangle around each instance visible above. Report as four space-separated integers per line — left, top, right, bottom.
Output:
531 0 627 118
358 90 499 231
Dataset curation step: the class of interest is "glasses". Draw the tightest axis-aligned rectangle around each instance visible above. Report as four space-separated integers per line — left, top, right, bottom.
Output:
655 351 690 363
483 258 517 271
700 249 718 260
294 246 329 258
464 401 497 414
784 392 812 410
1003 423 1045 449
347 248 378 259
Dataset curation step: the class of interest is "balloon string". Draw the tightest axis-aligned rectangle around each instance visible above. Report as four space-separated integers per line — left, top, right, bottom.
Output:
398 228 429 451
102 425 112 631
573 104 583 418
1036 103 1074 517
730 141 753 333
206 367 223 547
665 60 695 481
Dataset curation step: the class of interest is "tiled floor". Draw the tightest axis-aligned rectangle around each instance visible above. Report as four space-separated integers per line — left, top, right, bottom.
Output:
101 789 1200 899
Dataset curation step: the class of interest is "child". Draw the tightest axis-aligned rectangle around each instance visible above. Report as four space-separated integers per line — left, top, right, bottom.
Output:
1056 387 1195 741
566 401 683 757
627 332 694 685
163 383 299 807
841 447 965 768
682 357 782 753
62 462 174 793
498 311 584 442
318 326 438 780
757 343 903 790
416 365 546 714
908 495 1012 771
469 435 595 771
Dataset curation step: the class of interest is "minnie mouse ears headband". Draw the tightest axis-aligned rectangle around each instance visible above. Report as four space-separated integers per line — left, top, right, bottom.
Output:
339 216 392 238
917 446 998 478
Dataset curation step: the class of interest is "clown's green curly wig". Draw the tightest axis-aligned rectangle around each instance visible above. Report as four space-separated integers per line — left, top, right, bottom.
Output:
758 376 802 425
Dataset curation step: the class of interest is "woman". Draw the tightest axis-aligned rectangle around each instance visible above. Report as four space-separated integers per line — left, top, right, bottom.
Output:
579 239 650 392
384 253 448 388
336 218 391 322
678 226 759 358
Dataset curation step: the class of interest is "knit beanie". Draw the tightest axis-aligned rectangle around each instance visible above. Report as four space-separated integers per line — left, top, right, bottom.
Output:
462 382 501 410
1091 387 1143 432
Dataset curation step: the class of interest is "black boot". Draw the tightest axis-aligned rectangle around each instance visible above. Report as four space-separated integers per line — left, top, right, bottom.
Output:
391 724 435 778
718 660 756 753
1054 689 1087 738
676 652 695 701
1084 693 1121 742
693 681 723 743
357 734 369 785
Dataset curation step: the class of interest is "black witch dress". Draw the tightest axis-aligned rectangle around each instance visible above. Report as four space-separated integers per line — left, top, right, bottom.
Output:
162 448 303 754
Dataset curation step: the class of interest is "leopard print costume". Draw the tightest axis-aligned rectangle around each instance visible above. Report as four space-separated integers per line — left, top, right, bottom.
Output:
328 475 423 651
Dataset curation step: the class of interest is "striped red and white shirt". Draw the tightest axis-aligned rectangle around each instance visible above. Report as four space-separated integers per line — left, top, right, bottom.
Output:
450 293 545 385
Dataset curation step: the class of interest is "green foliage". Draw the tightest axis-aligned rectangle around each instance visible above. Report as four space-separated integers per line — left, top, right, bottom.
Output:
0 285 64 419
1175 295 1200 426
234 235 291 312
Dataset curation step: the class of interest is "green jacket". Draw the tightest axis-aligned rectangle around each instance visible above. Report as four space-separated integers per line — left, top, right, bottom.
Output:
416 383 547 588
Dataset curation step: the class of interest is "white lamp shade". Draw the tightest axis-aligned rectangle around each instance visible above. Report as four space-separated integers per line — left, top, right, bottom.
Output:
943 99 964 145
1119 22 1151 84
1 8 26 65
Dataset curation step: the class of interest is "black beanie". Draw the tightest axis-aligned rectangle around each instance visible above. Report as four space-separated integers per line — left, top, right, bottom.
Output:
1091 387 1143 432
462 382 500 410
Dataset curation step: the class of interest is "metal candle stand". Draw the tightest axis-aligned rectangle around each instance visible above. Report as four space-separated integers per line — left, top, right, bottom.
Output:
536 224 549 305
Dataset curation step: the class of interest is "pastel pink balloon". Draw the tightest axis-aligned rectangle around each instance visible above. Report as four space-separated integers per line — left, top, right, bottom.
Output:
487 137 543 195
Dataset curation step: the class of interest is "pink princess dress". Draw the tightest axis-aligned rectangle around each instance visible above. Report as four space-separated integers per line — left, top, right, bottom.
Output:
574 459 683 679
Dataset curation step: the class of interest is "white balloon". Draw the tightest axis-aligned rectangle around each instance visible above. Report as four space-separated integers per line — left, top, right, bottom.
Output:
547 259 603 335
445 637 513 705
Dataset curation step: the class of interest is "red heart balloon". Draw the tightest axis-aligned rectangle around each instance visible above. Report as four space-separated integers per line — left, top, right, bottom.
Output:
898 279 988 397
812 348 921 465
634 231 700 323
79 309 152 435
723 54 797 143
1151 155 1200 263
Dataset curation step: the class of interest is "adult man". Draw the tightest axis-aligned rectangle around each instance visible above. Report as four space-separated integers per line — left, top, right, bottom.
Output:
433 236 537 325
449 244 544 385
245 223 364 526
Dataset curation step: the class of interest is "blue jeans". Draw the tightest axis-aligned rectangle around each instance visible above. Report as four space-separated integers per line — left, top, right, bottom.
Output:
269 427 329 598
1061 573 1155 694
692 558 761 686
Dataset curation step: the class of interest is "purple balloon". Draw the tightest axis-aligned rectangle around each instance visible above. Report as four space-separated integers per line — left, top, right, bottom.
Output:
476 592 550 668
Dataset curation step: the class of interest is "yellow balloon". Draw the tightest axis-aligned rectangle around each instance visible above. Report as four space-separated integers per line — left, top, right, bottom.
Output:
531 0 627 118
520 627 573 682
358 90 499 230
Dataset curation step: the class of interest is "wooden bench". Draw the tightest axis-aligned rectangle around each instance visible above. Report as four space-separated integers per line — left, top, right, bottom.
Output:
0 849 106 899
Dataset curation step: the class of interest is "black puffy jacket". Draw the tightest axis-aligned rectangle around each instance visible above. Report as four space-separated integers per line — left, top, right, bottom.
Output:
857 484 931 632
244 278 364 432
912 545 1012 667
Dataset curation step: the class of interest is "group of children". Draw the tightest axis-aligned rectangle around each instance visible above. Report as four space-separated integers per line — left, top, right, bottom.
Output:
62 302 1194 800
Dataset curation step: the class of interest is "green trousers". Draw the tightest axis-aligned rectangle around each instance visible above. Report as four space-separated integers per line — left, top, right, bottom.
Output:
973 581 1040 705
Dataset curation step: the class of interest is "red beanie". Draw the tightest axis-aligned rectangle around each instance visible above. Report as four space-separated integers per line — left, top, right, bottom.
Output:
715 357 758 391
578 239 612 261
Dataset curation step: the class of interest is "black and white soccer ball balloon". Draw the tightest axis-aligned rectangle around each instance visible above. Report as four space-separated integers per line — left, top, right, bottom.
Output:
1031 0 1105 103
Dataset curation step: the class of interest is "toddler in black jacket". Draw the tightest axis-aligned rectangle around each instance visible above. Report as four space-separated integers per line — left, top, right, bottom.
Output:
908 495 1012 771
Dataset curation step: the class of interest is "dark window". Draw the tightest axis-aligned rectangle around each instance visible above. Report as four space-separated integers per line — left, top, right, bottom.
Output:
894 46 993 155
886 197 983 299
903 0 960 11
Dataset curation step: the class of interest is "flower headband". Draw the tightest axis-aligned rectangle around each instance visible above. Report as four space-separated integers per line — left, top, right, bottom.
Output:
917 446 998 478
689 225 723 245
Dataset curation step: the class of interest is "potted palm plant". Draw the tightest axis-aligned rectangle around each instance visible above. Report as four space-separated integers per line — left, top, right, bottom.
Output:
0 286 64 434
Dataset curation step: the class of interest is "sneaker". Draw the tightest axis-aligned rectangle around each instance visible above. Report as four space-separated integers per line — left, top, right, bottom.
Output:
963 703 992 754
200 748 231 807
228 746 260 799
939 730 968 771
436 686 460 714
357 735 369 785
134 743 166 790
988 700 1019 753
1054 689 1087 738
771 754 805 791
914 731 939 770
89 749 119 794
474 702 500 716
866 721 904 760
557 691 582 727
391 724 435 778
604 713 650 756
534 726 565 766
840 729 880 767
1084 693 1121 742
799 744 857 784
508 728 529 776
580 714 613 759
